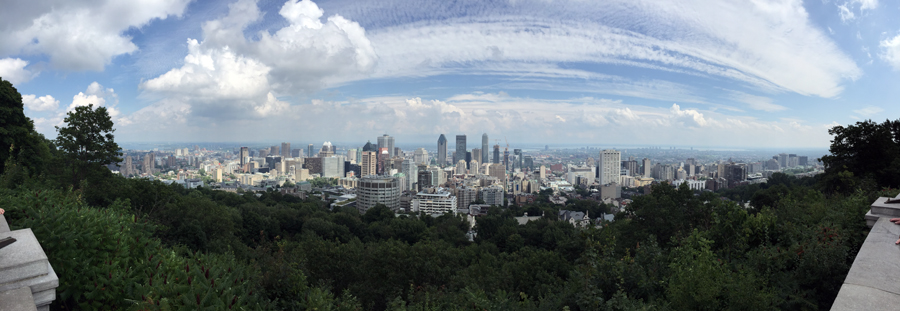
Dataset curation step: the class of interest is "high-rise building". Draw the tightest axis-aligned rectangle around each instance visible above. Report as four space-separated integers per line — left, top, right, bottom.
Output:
778 153 788 168
481 185 504 207
281 142 291 159
377 148 390 175
437 134 448 168
417 169 432 191
456 160 468 175
642 158 652 177
481 133 489 164
322 157 344 178
240 147 249 172
143 152 155 175
122 155 133 176
414 148 429 165
724 163 747 188
378 134 395 157
361 151 377 177
347 148 358 164
493 145 500 164
356 176 402 213
598 149 621 185
514 149 522 170
622 160 638 177
503 148 510 169
455 135 466 164
798 156 809 166
259 149 269 158
401 159 417 191
319 142 335 158
270 146 279 156
472 148 481 167
308 144 315 158
412 188 457 215
524 156 534 172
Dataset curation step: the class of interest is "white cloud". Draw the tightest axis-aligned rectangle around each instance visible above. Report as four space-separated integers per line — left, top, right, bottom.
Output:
69 82 121 118
363 0 860 98
727 91 787 112
669 103 709 127
115 90 833 147
22 94 59 111
137 0 377 124
838 3 855 22
880 34 900 70
855 0 878 11
0 0 191 71
0 58 37 85
852 106 883 117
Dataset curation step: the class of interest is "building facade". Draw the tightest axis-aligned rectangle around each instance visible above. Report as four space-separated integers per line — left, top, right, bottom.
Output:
356 176 402 213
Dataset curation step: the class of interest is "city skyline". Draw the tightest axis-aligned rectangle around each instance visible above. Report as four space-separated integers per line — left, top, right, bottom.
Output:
4 0 899 148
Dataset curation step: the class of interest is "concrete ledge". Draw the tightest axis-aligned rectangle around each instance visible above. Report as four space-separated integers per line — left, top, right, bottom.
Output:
870 197 900 218
0 229 49 285
0 262 57 294
832 217 900 310
32 288 54 307
866 210 879 228
0 287 38 311
0 214 9 233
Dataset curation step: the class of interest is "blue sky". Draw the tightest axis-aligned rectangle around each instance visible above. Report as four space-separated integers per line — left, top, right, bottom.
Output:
2 0 898 148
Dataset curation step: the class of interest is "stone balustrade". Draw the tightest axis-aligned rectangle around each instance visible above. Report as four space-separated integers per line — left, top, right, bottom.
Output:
0 215 58 311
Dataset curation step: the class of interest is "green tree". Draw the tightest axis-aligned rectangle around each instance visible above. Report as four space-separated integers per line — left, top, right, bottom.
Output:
0 78 48 176
820 119 900 192
54 104 121 187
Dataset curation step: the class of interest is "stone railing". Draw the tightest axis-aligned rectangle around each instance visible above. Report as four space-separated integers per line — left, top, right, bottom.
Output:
0 215 58 311
831 194 900 310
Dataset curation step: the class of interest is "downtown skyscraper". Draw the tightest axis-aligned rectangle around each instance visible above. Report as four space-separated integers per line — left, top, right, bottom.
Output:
455 135 466 165
437 134 447 168
378 134 395 157
481 133 489 164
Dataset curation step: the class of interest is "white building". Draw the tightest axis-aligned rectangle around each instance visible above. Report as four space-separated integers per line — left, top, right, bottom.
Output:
566 164 595 186
598 149 621 185
356 176 402 213
401 159 418 192
411 188 458 215
414 148 429 165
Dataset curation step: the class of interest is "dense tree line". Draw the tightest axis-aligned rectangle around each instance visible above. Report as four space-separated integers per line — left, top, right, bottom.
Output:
0 77 894 310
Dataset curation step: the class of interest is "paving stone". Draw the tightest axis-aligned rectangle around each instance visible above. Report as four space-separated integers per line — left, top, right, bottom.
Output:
831 284 900 311
0 229 49 285
0 287 38 311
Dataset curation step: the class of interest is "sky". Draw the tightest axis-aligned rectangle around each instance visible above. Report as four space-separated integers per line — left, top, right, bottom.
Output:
1 0 898 148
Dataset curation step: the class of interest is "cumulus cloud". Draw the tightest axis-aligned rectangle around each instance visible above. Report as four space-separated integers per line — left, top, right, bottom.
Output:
669 104 708 127
136 0 377 124
0 0 191 71
0 58 37 85
22 94 59 111
70 82 121 118
881 34 900 70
